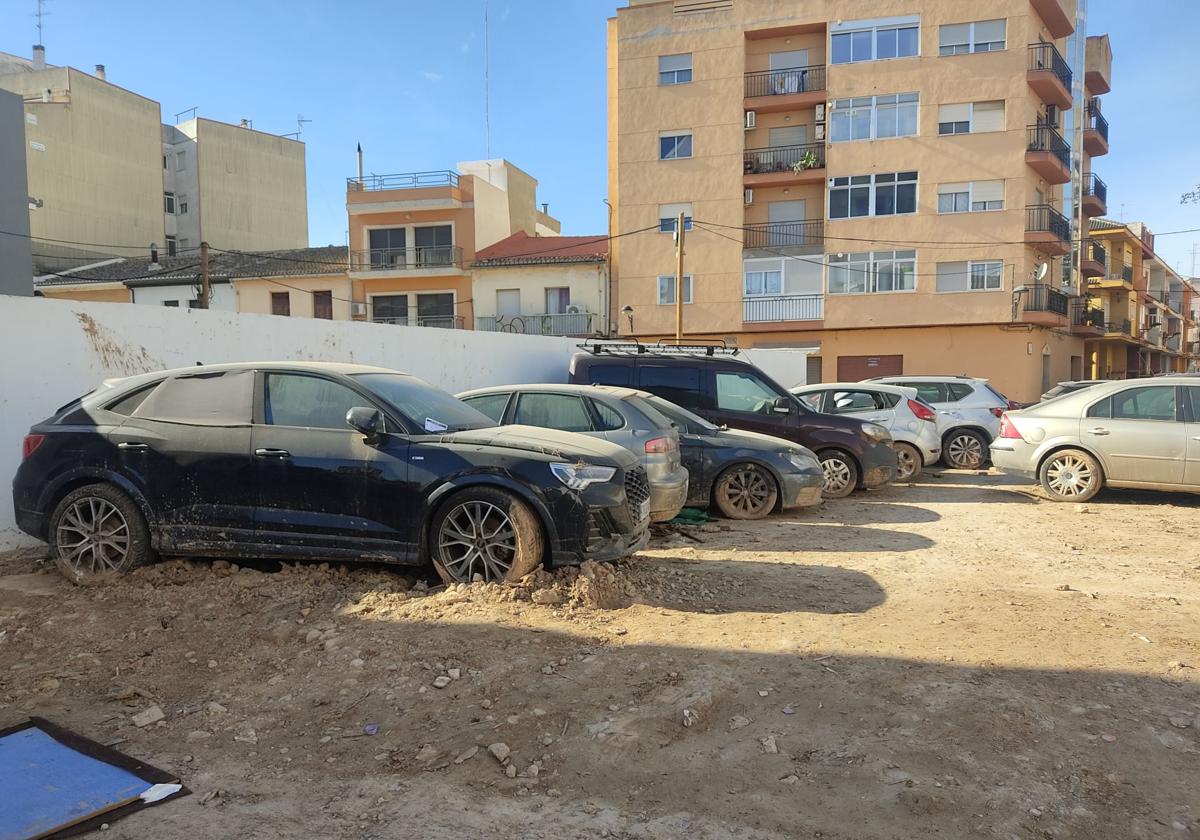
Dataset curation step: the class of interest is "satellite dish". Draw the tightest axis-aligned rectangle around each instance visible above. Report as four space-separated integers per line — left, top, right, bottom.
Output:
1036 263 1049 282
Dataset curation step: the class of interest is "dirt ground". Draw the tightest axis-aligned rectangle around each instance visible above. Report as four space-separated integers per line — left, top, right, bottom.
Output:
1 470 1198 839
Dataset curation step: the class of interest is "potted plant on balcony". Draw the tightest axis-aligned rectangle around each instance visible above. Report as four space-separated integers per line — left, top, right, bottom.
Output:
791 150 819 173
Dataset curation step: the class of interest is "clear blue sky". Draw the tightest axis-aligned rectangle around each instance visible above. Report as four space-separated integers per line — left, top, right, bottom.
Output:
2 1 1197 274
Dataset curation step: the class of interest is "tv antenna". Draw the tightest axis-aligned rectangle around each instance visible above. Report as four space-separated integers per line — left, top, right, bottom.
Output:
282 113 312 140
34 0 50 44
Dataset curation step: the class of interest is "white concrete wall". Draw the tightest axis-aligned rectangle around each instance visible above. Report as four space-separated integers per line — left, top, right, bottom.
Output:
0 294 807 547
130 282 237 311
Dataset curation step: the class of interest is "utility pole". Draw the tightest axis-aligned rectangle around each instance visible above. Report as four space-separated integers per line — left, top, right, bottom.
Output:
674 211 686 344
199 241 210 310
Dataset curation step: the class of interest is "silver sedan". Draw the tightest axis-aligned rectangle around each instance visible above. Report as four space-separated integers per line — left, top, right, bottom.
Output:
990 376 1200 502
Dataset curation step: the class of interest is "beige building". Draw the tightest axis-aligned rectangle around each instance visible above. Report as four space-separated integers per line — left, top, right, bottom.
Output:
608 0 1114 402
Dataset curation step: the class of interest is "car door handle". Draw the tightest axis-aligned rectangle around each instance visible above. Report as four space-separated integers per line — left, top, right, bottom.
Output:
254 448 292 459
117 441 148 450
1086 428 1110 436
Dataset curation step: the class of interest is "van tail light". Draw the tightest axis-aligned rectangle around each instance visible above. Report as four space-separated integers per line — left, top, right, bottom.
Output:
22 434 45 460
998 414 1024 441
989 407 1005 418
645 436 677 454
907 399 936 422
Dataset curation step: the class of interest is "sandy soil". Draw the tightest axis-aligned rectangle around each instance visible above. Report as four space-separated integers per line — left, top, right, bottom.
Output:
1 470 1197 839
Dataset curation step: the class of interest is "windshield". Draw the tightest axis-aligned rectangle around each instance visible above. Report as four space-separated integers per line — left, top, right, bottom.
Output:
643 394 719 433
353 373 495 433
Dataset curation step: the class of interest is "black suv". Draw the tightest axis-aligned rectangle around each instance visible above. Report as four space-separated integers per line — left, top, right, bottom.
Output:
14 362 650 585
569 345 896 498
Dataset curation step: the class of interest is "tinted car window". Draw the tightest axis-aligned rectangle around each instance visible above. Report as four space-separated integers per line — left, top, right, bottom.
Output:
590 399 626 431
1187 387 1200 422
513 393 594 432
265 374 364 430
1086 397 1111 418
354 373 494 433
715 371 780 414
830 390 887 413
108 382 161 416
946 383 975 401
138 370 253 425
1111 386 1177 421
462 393 511 423
797 392 824 411
895 381 946 402
643 394 719 434
638 365 708 412
586 364 632 387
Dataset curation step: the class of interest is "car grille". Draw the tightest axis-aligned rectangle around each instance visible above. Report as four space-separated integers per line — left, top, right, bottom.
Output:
624 466 651 512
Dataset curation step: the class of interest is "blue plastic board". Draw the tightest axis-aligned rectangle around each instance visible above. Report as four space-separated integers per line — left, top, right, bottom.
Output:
0 727 152 840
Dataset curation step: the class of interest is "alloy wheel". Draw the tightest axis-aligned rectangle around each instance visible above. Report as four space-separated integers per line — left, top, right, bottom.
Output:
721 466 773 516
437 501 517 583
896 446 919 481
946 433 984 468
1046 455 1095 497
822 458 853 495
55 496 130 575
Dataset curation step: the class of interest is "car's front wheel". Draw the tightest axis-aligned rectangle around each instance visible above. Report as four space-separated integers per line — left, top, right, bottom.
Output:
894 442 923 482
1039 449 1103 502
713 463 779 520
818 450 859 499
431 487 545 584
49 483 153 584
943 429 988 469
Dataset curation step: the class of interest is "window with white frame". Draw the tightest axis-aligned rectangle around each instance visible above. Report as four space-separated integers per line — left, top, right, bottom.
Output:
939 19 1007 56
936 260 1003 292
659 203 694 233
829 171 918 219
659 131 693 160
659 53 692 86
829 251 916 295
657 274 694 305
163 191 175 214
938 100 1004 135
937 180 1004 214
744 259 784 297
831 17 920 64
831 93 918 142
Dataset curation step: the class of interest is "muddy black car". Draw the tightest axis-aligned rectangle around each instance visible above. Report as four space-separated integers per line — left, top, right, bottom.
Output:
14 363 650 585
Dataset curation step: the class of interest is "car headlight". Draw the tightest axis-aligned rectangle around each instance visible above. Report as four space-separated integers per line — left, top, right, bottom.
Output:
550 462 617 490
860 422 890 442
785 451 820 471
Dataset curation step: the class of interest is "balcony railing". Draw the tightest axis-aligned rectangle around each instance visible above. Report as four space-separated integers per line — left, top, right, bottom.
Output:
1083 172 1107 205
743 294 824 323
1119 266 1134 283
372 315 464 330
1086 101 1110 142
1071 301 1105 328
475 312 596 336
743 220 824 250
1167 334 1182 352
1027 123 1071 170
1086 239 1107 267
1028 42 1072 91
743 142 826 175
744 65 827 99
1024 284 1069 316
1105 319 1133 336
1026 204 1071 244
351 245 463 271
347 170 460 192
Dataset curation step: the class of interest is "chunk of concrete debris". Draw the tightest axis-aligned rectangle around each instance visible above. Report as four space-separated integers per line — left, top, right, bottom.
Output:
453 746 479 765
729 715 751 731
415 744 439 763
185 730 211 743
205 702 227 714
448 668 461 680
532 590 565 606
759 736 779 754
1168 715 1194 729
681 708 701 728
505 764 517 778
131 706 165 728
432 676 452 689
488 743 511 765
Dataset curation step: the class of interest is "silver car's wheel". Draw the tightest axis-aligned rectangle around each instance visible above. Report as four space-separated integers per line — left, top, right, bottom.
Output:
1040 449 1102 502
713 464 778 520
818 451 858 499
944 430 987 469
894 442 922 482
49 483 152 584
430 488 544 584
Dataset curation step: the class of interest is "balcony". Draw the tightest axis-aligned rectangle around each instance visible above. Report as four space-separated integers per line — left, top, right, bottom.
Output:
1085 34 1112 95
372 315 464 330
743 294 824 324
1031 0 1075 39
1026 124 1071 184
1166 333 1182 353
350 245 464 274
1081 239 1106 277
743 220 824 252
743 143 826 188
475 312 597 337
743 65 827 113
1081 172 1108 218
1070 300 1105 335
1084 101 1110 157
1025 204 1071 256
346 170 460 192
1105 319 1133 337
1022 283 1069 326
1027 43 1073 110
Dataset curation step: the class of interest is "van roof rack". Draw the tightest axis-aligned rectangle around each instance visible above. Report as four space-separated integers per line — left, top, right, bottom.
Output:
578 338 740 357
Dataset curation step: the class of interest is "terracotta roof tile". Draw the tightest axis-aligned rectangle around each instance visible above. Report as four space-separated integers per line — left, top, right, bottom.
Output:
473 231 608 267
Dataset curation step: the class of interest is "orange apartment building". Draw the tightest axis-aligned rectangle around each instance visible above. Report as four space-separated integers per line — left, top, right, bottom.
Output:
608 0 1118 402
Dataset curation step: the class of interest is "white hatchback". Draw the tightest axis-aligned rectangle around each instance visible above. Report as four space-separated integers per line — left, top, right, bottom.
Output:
792 382 941 481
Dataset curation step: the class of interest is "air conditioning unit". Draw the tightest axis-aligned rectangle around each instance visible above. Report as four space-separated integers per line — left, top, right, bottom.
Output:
566 303 588 315
815 103 826 122
744 188 754 205
351 302 368 318
814 124 826 141
744 110 756 130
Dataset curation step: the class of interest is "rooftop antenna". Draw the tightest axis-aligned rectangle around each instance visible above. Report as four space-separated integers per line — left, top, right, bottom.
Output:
34 0 50 45
283 113 312 139
484 0 491 158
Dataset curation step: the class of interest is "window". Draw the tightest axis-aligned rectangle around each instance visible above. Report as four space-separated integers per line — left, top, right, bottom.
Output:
414 225 453 265
830 93 918 142
829 251 916 295
165 235 178 256
187 299 202 310
1109 386 1178 421
896 382 946 403
937 180 1004 214
659 132 693 160
831 18 919 65
416 292 455 327
970 261 1003 290
797 392 824 411
513 393 594 433
659 53 692 85
937 183 969 214
163 191 175 214
638 366 707 412
657 274 694 305
462 393 511 423
178 196 188 215
659 203 694 233
939 101 1005 135
271 292 290 316
264 373 365 430
369 228 407 267
1188 387 1200 422
138 370 253 425
939 19 1006 55
744 264 783 297
162 300 179 307
715 371 781 414
313 290 333 320
162 154 167 170
107 383 161 416
830 390 889 413
590 400 625 431
945 383 975 401
830 172 917 219
587 364 632 387
936 261 1003 292
176 149 187 171
545 287 570 315
372 294 408 324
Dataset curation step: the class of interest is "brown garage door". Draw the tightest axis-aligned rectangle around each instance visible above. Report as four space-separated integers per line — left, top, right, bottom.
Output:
837 354 903 381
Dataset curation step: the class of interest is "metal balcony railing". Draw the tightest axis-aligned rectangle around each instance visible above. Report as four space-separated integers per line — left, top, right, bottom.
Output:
347 170 460 192
742 294 824 323
1071 301 1105 328
1085 239 1107 267
1024 284 1069 316
1083 172 1107 205
1028 42 1072 91
743 142 826 175
744 65 827 99
1121 266 1134 283
1086 101 1109 142
743 220 824 250
1027 123 1071 170
1105 319 1133 336
1026 204 1071 244
351 245 463 271
372 315 464 330
475 312 596 336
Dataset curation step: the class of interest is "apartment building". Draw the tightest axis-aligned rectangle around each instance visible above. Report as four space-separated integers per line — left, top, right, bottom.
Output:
0 88 32 294
346 159 560 329
608 0 1112 402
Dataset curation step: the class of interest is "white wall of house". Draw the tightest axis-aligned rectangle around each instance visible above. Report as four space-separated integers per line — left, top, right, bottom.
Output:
129 281 238 311
472 263 608 329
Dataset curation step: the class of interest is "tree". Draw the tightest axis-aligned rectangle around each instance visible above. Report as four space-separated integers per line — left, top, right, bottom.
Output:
1183 183 1200 204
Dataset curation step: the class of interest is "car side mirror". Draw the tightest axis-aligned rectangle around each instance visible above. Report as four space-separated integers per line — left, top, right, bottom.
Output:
346 406 385 440
772 396 794 415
